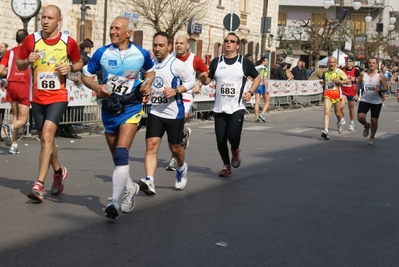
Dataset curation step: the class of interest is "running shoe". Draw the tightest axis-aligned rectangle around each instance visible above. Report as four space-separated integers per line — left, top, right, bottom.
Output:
254 118 260 123
259 113 266 122
105 198 119 219
341 118 346 126
337 121 343 134
181 127 191 149
8 146 20 154
349 122 354 132
121 181 140 213
27 181 44 202
321 130 330 140
138 176 156 195
368 137 374 146
2 124 13 147
166 157 177 171
51 166 68 195
231 148 241 168
363 123 370 138
175 163 188 190
218 164 232 177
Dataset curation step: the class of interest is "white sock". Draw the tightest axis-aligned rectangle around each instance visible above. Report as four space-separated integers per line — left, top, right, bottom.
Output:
125 175 134 193
112 165 130 201
350 121 354 125
324 129 328 133
11 143 18 148
178 163 186 171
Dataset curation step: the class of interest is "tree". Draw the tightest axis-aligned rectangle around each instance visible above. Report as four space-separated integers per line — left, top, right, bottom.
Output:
117 0 211 39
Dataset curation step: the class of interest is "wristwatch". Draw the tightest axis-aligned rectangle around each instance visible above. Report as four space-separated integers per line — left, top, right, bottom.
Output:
249 91 254 96
174 88 180 95
69 64 75 72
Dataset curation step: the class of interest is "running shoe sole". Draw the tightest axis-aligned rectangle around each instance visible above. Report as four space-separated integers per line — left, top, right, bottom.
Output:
105 204 119 219
321 131 329 140
259 114 266 122
2 124 12 146
138 179 156 195
51 167 68 195
121 183 140 213
27 191 44 202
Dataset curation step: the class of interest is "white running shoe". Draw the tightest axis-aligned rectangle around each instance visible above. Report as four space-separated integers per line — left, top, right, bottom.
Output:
175 163 188 190
349 123 354 132
8 146 20 154
121 181 140 213
138 177 156 195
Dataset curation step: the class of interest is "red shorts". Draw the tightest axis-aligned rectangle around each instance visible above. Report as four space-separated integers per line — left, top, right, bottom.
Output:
6 82 30 106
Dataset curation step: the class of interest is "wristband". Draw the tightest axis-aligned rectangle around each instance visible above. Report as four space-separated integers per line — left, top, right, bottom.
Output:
249 91 254 96
69 64 74 72
174 88 179 95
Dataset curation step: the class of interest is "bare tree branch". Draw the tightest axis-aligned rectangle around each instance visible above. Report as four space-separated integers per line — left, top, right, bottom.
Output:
117 0 211 38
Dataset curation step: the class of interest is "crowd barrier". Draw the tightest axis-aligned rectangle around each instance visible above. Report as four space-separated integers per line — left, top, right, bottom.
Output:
1 79 329 129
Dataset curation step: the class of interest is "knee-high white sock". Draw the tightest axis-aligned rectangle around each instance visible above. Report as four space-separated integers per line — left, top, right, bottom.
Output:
112 165 130 201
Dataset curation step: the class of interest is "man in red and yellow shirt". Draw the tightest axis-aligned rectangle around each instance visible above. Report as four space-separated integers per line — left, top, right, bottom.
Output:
16 5 83 203
321 56 348 140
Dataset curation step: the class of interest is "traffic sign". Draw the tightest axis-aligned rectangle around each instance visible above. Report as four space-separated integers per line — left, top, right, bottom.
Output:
223 13 240 31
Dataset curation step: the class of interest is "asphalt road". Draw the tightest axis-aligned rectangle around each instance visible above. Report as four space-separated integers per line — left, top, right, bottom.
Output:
1 97 399 267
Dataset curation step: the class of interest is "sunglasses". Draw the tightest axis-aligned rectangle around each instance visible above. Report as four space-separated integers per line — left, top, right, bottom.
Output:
224 39 238 44
346 60 353 62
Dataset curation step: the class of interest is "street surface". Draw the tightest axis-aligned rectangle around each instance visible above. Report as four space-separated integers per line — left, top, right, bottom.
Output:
1 97 399 267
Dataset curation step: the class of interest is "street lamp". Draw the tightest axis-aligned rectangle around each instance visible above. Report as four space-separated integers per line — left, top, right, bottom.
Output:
353 0 396 32
323 0 346 66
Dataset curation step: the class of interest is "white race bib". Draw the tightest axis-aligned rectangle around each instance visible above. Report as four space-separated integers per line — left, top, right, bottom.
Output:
220 81 238 96
325 81 335 90
105 71 139 96
37 72 61 90
150 88 167 105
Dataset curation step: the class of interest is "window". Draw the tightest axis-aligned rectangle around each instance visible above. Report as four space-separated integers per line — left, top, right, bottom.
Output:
240 13 247 26
189 39 196 53
278 12 287 26
240 0 248 12
311 13 327 28
351 14 367 35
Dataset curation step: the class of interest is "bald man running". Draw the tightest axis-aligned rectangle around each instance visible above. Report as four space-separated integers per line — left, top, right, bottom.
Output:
166 36 208 171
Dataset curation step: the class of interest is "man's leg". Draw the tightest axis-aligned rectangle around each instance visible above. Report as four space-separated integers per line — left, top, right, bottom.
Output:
254 93 261 122
261 93 270 115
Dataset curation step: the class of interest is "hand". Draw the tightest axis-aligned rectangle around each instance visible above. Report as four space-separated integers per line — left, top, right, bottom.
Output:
193 83 201 94
140 82 151 97
28 51 41 64
54 63 71 75
243 91 252 102
163 87 177 98
95 85 110 99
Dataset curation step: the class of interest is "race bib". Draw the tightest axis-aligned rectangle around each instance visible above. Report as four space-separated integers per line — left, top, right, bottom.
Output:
220 81 237 96
364 83 376 91
37 72 61 90
325 81 335 90
150 88 167 105
105 72 137 96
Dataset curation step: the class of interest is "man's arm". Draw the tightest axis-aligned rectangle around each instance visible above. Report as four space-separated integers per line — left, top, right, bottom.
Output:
380 73 389 92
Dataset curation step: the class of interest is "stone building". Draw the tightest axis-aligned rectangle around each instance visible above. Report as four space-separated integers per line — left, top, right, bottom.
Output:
1 0 279 64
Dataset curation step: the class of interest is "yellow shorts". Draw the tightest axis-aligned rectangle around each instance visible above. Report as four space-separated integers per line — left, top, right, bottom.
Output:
324 96 341 105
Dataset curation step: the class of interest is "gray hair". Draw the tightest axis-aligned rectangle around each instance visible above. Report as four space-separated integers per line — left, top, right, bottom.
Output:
114 16 135 31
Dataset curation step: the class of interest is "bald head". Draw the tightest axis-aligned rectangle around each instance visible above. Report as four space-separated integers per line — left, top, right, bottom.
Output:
44 5 62 19
175 36 190 57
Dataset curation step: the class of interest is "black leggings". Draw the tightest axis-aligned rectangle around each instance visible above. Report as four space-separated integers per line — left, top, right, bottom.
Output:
214 109 245 165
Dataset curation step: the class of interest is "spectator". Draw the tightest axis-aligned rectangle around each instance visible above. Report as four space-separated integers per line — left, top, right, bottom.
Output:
276 62 288 80
291 59 307 80
308 66 326 80
306 64 315 79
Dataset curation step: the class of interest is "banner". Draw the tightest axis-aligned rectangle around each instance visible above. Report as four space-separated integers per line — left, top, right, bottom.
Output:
0 79 98 108
1 79 323 108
